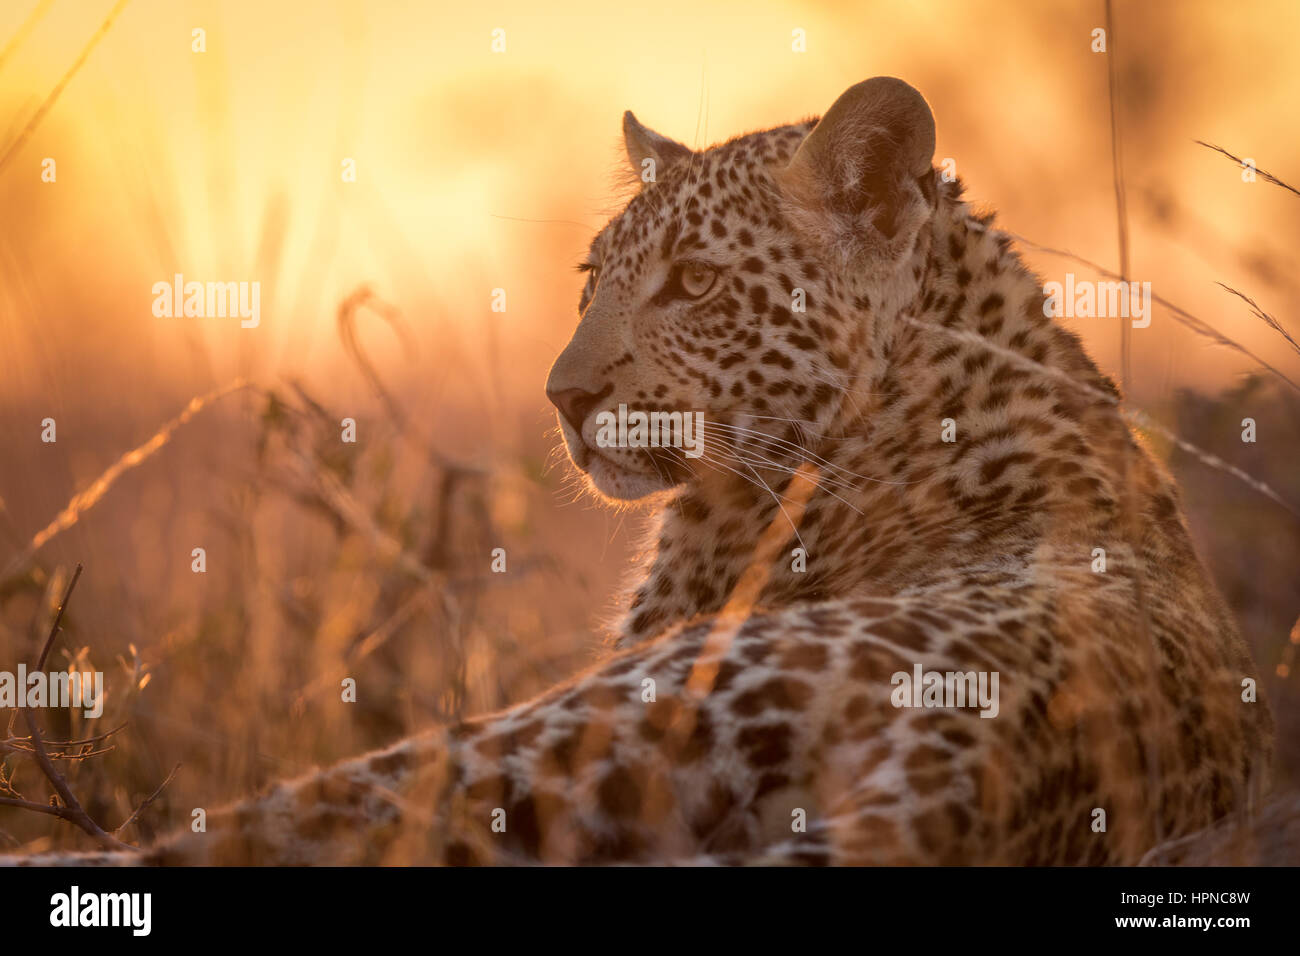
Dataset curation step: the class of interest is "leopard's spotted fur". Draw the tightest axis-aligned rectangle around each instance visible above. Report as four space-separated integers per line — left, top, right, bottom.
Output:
8 78 1272 866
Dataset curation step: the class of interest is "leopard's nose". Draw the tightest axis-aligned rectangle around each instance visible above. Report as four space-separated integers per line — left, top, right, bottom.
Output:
547 384 611 434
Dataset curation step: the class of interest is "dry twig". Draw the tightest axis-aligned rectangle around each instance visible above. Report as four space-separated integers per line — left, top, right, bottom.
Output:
1 565 139 852
1196 141 1300 200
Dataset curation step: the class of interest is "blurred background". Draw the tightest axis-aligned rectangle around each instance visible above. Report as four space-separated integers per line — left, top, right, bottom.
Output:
1 0 1297 850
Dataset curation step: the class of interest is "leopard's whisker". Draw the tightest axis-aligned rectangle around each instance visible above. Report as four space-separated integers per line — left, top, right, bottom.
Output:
658 444 810 549
694 434 867 505
704 420 914 487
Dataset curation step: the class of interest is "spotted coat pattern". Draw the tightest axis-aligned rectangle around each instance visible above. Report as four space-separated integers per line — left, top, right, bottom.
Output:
9 82 1273 866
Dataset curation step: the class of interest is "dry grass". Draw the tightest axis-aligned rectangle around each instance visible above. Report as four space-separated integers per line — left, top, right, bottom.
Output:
0 300 614 852
0 0 1296 857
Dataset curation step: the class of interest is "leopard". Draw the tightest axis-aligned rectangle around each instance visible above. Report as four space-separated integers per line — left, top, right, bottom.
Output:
7 77 1274 866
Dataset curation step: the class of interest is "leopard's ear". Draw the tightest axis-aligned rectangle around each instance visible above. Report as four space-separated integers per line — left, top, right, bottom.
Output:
623 111 692 184
779 77 936 272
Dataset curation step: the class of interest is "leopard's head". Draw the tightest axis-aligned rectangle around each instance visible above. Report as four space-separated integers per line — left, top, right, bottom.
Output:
548 77 937 501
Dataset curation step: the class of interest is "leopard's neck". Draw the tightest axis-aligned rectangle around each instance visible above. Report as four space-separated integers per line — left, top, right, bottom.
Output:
617 197 1147 646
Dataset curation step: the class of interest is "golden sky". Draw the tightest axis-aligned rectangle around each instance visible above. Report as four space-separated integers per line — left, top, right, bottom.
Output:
2 0 1299 418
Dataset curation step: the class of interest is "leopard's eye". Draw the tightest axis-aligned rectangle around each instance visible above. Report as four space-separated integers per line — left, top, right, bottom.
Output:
677 262 717 298
577 261 600 314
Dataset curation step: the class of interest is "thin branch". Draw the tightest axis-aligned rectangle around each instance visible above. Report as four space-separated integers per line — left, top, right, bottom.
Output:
0 796 89 822
293 588 434 710
5 564 82 739
3 742 117 761
34 563 81 671
19 715 132 853
282 441 436 586
0 0 56 75
0 0 133 177
1196 141 1300 200
1 379 251 582
3 721 128 753
1104 0 1133 395
335 285 486 477
1218 284 1300 359
6 565 139 853
114 763 181 836
1005 231 1300 395
1124 408 1300 520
